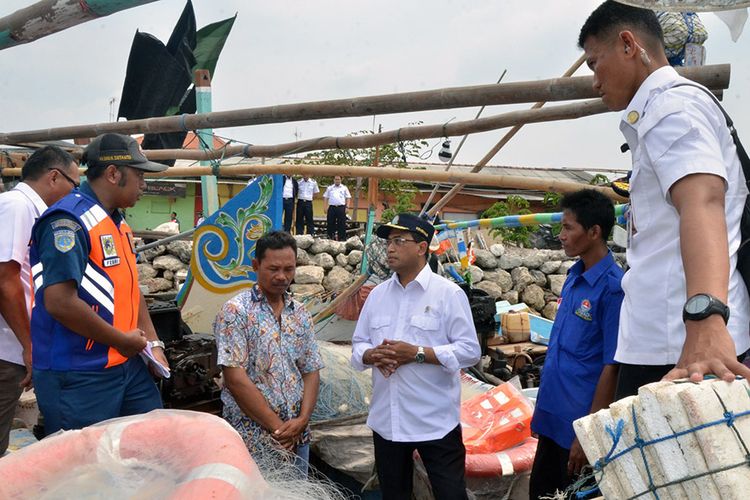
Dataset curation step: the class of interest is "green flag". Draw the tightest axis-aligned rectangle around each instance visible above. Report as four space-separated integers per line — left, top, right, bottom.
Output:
193 14 237 77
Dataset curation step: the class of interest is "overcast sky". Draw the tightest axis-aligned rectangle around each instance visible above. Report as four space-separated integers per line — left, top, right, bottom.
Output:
1 0 748 172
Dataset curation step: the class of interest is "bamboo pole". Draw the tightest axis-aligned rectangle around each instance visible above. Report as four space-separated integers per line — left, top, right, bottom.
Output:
427 54 587 217
0 64 729 145
0 0 160 51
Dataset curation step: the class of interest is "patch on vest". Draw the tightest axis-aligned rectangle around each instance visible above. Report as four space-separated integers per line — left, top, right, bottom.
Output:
100 234 120 267
53 229 76 253
575 299 593 321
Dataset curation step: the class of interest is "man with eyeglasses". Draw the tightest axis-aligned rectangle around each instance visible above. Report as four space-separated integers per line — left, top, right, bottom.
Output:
29 133 171 435
352 213 480 499
0 146 78 455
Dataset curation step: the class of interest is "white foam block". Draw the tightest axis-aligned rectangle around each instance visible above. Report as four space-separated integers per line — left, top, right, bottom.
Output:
574 412 627 500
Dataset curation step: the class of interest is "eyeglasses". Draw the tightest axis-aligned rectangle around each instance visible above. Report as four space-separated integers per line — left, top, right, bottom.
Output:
385 237 418 247
50 168 80 189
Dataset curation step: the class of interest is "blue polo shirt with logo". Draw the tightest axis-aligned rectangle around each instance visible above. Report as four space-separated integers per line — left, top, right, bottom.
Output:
531 252 624 449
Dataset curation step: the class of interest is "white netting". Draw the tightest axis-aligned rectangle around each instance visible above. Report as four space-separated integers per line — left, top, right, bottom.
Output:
312 341 372 422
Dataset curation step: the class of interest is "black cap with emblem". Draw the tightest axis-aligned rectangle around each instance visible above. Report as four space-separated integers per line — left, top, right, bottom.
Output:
376 213 435 244
83 133 168 172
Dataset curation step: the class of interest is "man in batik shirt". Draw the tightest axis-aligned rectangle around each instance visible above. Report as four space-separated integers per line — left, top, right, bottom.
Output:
214 231 323 475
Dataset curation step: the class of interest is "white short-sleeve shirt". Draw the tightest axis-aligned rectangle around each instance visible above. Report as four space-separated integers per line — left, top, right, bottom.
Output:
616 66 750 365
298 178 319 201
323 184 350 206
0 182 47 365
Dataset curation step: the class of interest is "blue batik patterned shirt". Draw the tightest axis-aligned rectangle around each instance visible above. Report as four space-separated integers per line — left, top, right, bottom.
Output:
214 285 324 457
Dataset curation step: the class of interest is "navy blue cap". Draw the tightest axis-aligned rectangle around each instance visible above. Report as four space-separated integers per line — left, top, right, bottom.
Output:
376 213 435 243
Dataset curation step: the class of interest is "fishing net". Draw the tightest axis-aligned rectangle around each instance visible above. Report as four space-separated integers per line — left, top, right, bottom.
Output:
312 342 372 422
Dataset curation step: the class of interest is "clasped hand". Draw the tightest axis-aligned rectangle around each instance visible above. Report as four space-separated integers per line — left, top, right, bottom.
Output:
365 340 418 378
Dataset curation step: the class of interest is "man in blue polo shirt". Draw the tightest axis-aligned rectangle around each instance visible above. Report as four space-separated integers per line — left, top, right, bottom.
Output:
529 189 623 499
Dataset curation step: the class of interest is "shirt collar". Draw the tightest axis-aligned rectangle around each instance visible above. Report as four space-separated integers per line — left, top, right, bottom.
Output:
568 251 616 287
390 261 432 290
79 181 124 224
250 284 294 310
620 65 679 132
13 182 47 215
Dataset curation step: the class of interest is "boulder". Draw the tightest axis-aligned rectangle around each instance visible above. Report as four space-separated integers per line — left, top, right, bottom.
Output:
345 236 364 251
530 269 547 288
511 267 534 291
141 245 166 263
498 253 523 270
548 274 567 296
329 241 347 256
291 283 325 297
474 249 497 269
521 251 545 269
347 250 363 266
484 269 513 292
558 261 576 275
152 254 187 273
313 252 335 271
542 301 558 320
323 266 354 292
474 280 504 300
309 239 334 255
137 263 158 280
501 290 519 305
296 248 311 266
521 284 545 311
142 277 173 294
489 243 505 257
335 253 348 268
295 234 314 250
163 270 174 281
345 264 355 272
546 250 568 261
540 260 562 274
294 265 325 284
167 240 192 264
467 265 484 283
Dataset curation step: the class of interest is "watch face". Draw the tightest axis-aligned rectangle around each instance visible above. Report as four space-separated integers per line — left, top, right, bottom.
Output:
686 294 711 314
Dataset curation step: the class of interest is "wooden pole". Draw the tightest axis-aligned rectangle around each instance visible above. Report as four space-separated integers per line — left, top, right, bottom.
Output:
427 54 587 217
0 0 160 51
0 65 729 145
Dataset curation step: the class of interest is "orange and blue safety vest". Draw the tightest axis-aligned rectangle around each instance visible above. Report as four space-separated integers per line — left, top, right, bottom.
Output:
30 187 139 371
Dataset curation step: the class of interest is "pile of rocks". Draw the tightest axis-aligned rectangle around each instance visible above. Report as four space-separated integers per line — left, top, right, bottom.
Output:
135 233 624 321
137 240 191 294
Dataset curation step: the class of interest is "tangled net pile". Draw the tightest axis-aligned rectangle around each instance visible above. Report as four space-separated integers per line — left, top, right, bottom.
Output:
312 341 373 422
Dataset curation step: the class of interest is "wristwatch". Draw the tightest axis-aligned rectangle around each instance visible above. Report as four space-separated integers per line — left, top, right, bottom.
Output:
415 346 426 364
148 340 166 350
683 294 730 324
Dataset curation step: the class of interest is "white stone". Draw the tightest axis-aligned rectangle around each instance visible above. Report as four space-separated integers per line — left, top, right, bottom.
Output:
511 267 534 291
489 243 505 257
329 241 347 256
291 283 325 297
558 261 576 275
521 284 545 311
294 265 325 284
309 239 334 254
163 270 174 281
530 269 547 288
345 236 364 251
296 248 311 266
521 251 545 269
473 249 497 269
142 277 173 293
548 274 567 296
501 290 519 305
474 280 504 299
335 253 348 268
540 260 562 274
141 245 166 262
313 252 335 270
484 269 513 292
542 301 558 320
167 240 192 264
498 254 523 270
152 254 187 273
467 265 484 283
295 234 314 250
323 266 354 292
347 250 363 266
137 263 158 280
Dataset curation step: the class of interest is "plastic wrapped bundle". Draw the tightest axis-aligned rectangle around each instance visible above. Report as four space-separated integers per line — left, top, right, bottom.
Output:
573 378 750 500
657 12 708 65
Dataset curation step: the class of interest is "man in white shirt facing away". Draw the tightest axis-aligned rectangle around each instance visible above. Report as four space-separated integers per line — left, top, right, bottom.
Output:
322 175 351 241
296 176 319 236
0 146 79 455
351 213 481 499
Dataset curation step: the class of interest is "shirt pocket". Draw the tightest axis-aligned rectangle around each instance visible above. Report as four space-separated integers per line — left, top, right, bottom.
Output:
407 314 441 344
559 316 599 359
370 315 392 345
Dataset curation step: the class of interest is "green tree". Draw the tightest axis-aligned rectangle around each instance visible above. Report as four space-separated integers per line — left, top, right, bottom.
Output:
300 129 430 222
482 195 535 247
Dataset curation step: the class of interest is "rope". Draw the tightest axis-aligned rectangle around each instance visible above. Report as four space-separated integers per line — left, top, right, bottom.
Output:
570 388 750 500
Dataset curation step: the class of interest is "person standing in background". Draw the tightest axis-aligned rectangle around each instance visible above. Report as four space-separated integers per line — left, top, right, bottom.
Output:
296 176 319 236
282 175 298 233
323 175 351 241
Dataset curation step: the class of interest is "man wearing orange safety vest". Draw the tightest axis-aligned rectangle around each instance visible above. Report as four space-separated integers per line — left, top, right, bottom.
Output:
29 133 170 435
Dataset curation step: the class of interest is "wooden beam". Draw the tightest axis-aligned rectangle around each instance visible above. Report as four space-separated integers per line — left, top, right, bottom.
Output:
0 64 729 145
0 0 160 51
